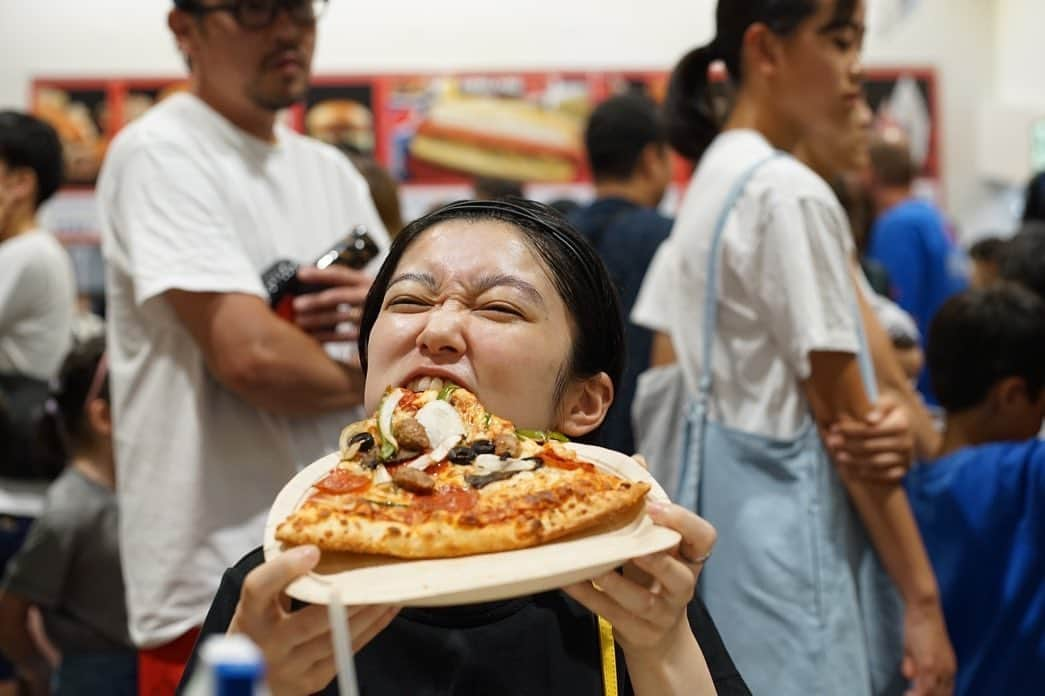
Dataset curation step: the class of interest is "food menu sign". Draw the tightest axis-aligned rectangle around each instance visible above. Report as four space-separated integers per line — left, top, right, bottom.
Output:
32 68 937 190
32 70 690 188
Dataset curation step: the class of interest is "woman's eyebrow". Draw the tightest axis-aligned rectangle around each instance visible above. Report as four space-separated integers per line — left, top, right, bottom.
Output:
388 271 438 290
474 273 546 308
819 18 865 35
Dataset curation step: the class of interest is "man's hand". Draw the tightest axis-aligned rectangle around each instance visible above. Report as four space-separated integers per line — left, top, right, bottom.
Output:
825 393 915 483
294 266 375 343
228 546 398 696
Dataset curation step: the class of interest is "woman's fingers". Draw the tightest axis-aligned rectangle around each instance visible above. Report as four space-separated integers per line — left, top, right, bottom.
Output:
630 553 695 602
238 546 320 624
563 581 662 646
646 502 716 569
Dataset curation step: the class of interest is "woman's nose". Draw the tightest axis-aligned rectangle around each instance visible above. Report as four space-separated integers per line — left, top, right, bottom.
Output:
416 306 467 357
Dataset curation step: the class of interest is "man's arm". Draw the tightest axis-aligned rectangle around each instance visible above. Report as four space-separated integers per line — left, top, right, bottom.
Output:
0 591 49 696
165 290 363 416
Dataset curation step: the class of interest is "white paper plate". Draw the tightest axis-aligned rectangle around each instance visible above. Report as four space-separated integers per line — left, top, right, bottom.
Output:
263 443 681 606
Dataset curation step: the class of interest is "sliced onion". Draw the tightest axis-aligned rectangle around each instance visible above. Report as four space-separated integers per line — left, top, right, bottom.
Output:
429 434 462 463
414 400 466 450
338 422 366 454
502 458 540 473
474 454 506 472
378 388 406 452
372 465 392 486
405 453 433 471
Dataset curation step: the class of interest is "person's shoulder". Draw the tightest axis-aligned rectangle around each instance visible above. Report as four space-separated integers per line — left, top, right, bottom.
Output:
921 439 1045 484
107 93 202 153
279 130 369 188
0 231 70 274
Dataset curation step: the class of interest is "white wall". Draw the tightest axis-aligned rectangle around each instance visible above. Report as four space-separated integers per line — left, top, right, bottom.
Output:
996 0 1045 106
863 0 998 229
0 0 1006 231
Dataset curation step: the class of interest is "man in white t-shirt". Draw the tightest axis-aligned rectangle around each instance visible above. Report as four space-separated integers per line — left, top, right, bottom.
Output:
96 1 389 688
0 111 76 694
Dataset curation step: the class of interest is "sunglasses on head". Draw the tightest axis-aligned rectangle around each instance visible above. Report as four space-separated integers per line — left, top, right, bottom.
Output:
178 0 328 30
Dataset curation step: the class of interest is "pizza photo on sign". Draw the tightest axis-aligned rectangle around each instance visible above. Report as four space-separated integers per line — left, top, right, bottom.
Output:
266 380 678 606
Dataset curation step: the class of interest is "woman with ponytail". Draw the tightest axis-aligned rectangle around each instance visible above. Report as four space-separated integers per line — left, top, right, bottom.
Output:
0 337 137 695
633 1 955 695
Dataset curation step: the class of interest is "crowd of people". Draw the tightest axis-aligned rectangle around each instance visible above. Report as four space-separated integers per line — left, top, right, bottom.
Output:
1 1 1043 695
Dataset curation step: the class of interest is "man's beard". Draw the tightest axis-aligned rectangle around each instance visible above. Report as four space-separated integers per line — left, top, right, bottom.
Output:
249 85 305 112
248 78 308 112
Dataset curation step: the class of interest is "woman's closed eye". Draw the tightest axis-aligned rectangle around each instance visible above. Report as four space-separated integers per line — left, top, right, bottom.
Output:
386 295 432 312
477 303 525 319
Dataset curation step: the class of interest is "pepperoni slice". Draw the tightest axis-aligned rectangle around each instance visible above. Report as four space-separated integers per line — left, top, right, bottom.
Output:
412 487 479 512
314 470 372 495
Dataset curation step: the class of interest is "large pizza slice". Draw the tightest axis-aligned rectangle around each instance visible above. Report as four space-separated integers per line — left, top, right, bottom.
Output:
275 381 651 558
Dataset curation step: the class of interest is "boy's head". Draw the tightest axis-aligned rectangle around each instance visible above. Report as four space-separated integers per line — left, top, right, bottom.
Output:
929 285 1045 441
999 221 1045 302
968 236 1006 289
0 111 64 235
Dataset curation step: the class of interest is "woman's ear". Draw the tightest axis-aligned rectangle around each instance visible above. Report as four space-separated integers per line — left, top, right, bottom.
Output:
557 372 614 438
85 399 113 441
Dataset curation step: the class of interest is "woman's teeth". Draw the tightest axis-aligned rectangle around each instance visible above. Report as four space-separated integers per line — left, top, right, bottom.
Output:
407 376 445 393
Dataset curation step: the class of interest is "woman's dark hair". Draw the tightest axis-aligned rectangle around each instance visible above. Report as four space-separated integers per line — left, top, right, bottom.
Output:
665 0 856 160
358 199 625 424
40 336 109 458
1022 171 1045 223
928 285 1045 413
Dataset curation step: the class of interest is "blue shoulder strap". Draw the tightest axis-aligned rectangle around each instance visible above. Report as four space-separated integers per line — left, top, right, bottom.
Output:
696 153 782 409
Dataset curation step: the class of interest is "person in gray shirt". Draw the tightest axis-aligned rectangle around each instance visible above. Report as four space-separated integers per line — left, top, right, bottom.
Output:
0 337 135 696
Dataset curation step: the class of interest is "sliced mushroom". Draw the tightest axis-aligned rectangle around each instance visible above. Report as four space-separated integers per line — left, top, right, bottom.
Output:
494 431 521 458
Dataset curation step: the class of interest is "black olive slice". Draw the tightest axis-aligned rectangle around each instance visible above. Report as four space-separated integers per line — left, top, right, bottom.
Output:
349 432 375 453
471 440 495 455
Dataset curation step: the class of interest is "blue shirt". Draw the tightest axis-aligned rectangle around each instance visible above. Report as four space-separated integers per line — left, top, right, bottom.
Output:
906 440 1045 696
867 199 967 400
568 198 672 454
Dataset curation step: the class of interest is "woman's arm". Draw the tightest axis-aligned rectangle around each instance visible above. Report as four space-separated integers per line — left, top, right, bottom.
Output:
802 354 954 695
851 261 940 461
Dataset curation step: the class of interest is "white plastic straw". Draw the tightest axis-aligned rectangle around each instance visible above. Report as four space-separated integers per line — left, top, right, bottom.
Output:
327 588 360 696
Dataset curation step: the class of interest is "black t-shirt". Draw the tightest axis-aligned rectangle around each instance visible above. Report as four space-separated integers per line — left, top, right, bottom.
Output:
567 198 673 455
179 548 749 696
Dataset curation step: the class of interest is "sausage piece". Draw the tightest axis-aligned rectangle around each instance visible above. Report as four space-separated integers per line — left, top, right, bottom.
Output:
393 417 431 452
391 466 435 494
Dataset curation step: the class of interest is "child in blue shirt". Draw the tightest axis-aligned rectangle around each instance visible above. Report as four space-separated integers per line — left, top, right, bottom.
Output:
906 284 1045 696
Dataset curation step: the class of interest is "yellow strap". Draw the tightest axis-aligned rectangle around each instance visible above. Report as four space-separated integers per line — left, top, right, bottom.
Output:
598 615 618 696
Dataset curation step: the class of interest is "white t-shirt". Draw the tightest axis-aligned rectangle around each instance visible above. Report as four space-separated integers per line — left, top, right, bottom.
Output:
0 231 75 380
0 230 75 517
97 93 389 647
632 130 860 439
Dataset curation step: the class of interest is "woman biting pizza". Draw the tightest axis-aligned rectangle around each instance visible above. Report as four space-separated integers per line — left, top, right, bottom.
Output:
178 199 750 696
